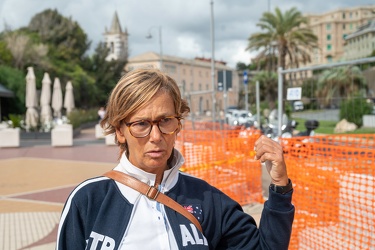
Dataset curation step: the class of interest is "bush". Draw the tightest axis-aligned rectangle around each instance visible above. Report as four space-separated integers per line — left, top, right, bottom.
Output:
7 114 23 128
339 97 372 127
67 108 98 129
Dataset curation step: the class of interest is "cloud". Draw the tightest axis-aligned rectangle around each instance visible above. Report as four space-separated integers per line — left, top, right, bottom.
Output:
1 0 374 68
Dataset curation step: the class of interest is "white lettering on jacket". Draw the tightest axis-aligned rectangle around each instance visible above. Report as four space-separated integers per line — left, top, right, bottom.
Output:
180 224 208 247
88 231 115 250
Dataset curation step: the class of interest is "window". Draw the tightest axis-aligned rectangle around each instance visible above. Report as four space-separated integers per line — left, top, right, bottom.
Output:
327 44 332 51
182 80 186 92
110 42 114 53
343 24 346 30
165 65 176 74
343 34 347 39
326 23 331 30
327 56 333 63
342 13 346 19
327 34 331 40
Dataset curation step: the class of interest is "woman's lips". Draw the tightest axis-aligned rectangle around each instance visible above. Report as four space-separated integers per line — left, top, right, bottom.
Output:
146 150 165 158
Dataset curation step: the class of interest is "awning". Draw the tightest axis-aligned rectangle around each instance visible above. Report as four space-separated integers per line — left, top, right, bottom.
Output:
0 84 14 98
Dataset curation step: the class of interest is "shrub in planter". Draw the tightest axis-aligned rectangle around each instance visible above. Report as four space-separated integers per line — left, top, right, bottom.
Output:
339 97 372 127
67 109 98 129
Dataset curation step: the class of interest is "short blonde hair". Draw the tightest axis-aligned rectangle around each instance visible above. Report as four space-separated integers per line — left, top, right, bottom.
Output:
100 68 190 156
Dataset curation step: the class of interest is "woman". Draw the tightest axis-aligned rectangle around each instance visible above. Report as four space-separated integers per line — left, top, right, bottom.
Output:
57 68 294 249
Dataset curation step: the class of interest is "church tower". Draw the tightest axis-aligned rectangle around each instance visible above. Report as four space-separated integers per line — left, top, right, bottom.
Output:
104 11 129 61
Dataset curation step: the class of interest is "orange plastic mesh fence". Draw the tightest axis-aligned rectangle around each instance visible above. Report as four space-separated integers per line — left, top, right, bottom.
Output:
282 134 375 250
177 125 374 249
176 126 263 205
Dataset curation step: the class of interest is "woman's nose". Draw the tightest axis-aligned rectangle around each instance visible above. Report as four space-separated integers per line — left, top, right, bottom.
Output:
149 124 162 141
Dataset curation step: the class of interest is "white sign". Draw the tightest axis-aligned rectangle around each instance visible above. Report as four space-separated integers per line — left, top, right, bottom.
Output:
287 87 302 101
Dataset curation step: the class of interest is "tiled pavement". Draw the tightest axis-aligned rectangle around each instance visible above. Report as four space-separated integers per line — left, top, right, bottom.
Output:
0 126 263 250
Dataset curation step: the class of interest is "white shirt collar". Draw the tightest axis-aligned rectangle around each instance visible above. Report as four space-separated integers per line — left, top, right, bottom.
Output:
114 148 185 192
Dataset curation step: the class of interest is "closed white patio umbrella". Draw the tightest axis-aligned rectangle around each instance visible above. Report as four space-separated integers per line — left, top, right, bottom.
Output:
25 67 39 129
51 77 63 118
40 72 52 124
63 81 75 115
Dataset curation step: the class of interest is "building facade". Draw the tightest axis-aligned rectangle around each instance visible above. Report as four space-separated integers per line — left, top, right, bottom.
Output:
104 11 129 61
344 20 375 60
126 52 239 119
305 5 375 65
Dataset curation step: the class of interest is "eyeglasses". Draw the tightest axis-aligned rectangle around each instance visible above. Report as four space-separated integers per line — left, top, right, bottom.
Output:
125 116 182 138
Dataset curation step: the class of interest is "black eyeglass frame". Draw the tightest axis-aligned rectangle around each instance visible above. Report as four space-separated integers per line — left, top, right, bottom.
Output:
125 116 182 138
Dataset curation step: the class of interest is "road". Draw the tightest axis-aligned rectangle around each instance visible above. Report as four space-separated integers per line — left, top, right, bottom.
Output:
291 109 340 122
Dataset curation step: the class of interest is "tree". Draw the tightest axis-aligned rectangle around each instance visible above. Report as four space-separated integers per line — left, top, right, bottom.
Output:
28 9 91 61
84 42 127 105
1 29 49 70
316 66 368 107
0 65 26 114
236 62 249 71
0 41 13 65
0 9 125 114
246 7 318 71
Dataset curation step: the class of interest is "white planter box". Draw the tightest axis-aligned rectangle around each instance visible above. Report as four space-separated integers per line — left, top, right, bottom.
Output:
51 124 73 146
105 133 116 146
95 124 105 139
363 114 375 128
0 128 20 147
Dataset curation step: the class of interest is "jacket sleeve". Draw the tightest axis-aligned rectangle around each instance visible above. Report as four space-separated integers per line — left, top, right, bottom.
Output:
213 188 294 249
257 188 295 249
56 194 87 249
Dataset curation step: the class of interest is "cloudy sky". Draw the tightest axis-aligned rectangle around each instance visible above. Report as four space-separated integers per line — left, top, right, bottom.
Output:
1 0 374 68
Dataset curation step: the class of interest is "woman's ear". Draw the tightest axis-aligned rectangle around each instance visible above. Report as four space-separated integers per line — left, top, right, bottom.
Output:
116 128 126 144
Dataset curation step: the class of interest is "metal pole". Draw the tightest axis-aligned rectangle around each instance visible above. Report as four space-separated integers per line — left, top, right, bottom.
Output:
268 0 270 12
277 67 283 137
256 81 260 128
159 26 163 69
146 26 163 70
223 70 227 117
245 78 249 113
210 0 216 124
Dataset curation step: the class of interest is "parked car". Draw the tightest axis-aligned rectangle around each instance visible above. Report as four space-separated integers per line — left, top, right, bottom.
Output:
293 101 304 112
226 109 253 126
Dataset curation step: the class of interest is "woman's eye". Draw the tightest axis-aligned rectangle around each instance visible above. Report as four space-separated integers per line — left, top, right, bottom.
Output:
161 117 172 124
133 121 149 127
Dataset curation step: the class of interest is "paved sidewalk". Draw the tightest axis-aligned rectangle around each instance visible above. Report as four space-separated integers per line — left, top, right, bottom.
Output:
0 126 263 250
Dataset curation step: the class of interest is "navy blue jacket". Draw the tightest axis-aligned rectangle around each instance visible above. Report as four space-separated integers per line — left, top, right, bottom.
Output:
57 151 294 249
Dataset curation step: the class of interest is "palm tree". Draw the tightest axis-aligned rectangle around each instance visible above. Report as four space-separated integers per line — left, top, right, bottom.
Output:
246 7 318 71
316 66 368 107
251 71 278 109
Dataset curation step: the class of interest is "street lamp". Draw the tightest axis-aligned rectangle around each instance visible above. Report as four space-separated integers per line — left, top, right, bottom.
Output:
210 0 216 124
146 26 163 69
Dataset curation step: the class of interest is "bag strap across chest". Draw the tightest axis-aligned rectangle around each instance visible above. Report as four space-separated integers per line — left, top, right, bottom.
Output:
103 170 203 234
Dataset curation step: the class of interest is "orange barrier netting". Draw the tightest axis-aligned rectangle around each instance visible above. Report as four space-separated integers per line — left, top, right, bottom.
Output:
282 134 375 250
177 123 374 249
177 123 263 205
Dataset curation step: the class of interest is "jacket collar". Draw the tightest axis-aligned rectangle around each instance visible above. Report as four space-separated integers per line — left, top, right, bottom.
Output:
114 148 185 192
